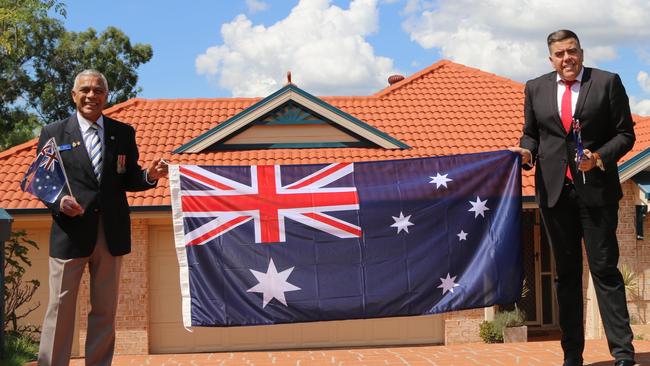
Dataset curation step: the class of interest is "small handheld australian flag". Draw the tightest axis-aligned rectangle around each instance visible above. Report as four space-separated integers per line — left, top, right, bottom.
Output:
20 137 69 203
572 118 587 183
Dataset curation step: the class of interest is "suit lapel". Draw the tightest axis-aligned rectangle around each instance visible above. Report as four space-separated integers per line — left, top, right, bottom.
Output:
574 67 592 122
102 117 116 180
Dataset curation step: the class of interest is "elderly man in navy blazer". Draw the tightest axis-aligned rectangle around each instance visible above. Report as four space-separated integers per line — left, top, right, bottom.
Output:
511 30 636 366
36 69 168 366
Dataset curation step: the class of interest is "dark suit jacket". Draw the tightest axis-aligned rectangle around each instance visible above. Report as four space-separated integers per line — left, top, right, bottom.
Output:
520 67 635 208
37 114 156 259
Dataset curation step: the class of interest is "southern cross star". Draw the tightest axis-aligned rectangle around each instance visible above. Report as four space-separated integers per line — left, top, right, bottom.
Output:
247 258 301 308
468 196 489 218
457 230 468 241
438 273 460 295
391 211 414 234
429 173 452 189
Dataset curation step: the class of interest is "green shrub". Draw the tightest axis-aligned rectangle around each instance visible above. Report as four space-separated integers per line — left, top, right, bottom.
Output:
2 230 41 363
2 332 39 365
479 320 503 343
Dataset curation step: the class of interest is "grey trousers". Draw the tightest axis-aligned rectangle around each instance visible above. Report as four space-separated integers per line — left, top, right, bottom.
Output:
38 221 123 366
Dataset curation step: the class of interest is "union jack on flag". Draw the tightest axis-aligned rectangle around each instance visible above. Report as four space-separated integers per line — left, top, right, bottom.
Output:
39 139 60 171
178 163 360 246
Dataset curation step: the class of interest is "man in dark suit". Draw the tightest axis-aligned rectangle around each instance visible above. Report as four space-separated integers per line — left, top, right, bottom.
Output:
36 69 168 366
510 30 636 366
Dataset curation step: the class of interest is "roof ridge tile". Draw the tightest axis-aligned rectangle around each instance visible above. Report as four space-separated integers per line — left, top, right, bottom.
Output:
373 60 451 98
103 98 142 114
0 139 37 160
373 60 524 99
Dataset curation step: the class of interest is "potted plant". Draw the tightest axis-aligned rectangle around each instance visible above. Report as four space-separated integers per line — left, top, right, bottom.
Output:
501 306 527 343
502 278 529 343
478 278 529 344
478 306 526 343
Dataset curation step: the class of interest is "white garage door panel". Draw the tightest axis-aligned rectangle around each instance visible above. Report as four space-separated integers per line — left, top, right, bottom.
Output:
148 225 443 353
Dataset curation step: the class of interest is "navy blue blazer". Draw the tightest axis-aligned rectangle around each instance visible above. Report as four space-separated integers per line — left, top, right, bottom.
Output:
37 114 156 259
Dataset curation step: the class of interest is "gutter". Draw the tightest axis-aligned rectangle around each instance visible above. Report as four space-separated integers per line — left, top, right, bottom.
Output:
619 147 650 183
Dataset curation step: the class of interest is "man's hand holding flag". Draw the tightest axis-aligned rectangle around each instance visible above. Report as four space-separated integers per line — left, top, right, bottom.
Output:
572 118 587 183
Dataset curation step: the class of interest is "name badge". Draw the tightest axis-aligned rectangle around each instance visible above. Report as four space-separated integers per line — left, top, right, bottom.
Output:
58 144 72 151
117 154 126 174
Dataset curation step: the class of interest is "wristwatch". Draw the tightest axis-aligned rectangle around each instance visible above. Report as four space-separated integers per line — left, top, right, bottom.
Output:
592 152 605 171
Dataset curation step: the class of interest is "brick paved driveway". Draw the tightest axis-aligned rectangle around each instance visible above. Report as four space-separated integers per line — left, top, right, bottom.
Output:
43 339 649 365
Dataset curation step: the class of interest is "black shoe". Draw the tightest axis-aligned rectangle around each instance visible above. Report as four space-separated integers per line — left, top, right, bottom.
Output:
614 360 636 366
563 359 583 366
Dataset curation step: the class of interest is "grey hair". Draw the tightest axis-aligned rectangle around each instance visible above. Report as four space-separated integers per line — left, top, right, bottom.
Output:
73 69 109 91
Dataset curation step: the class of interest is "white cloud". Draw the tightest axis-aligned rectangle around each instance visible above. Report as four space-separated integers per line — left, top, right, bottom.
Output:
633 72 650 116
402 0 650 81
637 47 650 64
402 0 421 14
196 0 394 97
630 96 650 116
245 0 268 14
639 71 650 94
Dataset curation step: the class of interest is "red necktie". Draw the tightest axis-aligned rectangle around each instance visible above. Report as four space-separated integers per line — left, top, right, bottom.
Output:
561 80 576 180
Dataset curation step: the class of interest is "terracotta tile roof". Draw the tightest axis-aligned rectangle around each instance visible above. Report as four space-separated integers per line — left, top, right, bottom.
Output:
1 60 647 210
622 114 650 163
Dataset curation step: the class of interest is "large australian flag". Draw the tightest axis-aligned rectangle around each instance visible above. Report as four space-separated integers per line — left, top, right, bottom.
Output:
169 150 522 327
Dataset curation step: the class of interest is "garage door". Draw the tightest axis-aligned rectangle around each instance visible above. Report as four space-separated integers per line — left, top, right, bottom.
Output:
13 222 82 356
149 225 443 353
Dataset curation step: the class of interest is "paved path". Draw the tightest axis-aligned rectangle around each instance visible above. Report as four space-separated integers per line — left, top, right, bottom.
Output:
35 339 649 365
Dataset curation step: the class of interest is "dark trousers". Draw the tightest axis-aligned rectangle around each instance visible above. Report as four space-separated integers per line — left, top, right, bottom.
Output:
539 182 634 362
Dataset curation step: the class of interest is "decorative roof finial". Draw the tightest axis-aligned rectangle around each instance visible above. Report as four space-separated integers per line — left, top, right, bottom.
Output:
388 74 405 85
287 71 292 85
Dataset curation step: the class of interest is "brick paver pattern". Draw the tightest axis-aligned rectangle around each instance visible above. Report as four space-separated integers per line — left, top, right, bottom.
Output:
28 339 648 366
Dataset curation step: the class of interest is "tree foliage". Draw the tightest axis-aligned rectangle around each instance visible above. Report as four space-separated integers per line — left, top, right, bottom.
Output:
1 1 63 150
0 0 65 54
0 0 153 151
28 25 153 122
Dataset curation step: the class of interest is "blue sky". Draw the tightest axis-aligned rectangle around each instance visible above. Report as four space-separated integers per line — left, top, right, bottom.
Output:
58 0 650 115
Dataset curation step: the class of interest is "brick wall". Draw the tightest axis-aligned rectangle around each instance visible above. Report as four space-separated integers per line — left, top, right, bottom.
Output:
618 180 650 327
78 219 150 355
443 309 485 344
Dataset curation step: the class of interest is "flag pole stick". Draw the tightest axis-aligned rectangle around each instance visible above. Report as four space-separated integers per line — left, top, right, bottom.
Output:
50 137 74 197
